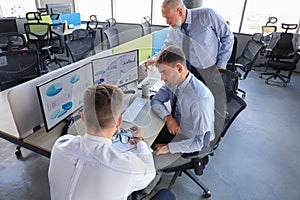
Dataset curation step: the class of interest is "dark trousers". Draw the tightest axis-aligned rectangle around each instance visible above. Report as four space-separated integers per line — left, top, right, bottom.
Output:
152 125 175 146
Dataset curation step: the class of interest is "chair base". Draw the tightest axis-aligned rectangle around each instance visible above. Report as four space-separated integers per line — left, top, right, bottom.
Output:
260 70 293 87
167 169 211 198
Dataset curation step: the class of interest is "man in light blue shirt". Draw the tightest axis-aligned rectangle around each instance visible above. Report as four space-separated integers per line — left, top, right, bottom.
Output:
133 46 215 198
161 0 234 70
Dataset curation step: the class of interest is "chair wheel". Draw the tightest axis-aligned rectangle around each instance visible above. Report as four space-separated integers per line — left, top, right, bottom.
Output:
259 75 263 78
203 191 211 198
265 80 269 84
242 94 246 98
15 149 21 156
283 83 287 87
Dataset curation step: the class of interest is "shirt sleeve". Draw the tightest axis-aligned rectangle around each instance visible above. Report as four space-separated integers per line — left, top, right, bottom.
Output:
168 97 214 153
150 85 172 120
208 8 234 68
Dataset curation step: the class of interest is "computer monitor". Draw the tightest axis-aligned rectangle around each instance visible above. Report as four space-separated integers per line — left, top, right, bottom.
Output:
0 18 18 33
46 3 72 15
36 63 93 132
92 49 139 87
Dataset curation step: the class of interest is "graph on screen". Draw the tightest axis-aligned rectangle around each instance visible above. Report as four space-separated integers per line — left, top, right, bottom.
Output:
36 63 93 132
92 49 139 87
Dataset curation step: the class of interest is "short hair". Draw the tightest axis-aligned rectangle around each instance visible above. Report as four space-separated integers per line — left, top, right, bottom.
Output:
156 45 186 68
162 0 185 8
83 83 123 132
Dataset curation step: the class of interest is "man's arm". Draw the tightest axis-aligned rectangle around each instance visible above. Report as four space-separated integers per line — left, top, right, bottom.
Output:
208 8 234 68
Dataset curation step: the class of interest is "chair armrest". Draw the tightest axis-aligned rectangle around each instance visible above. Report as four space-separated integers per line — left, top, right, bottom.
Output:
182 146 213 159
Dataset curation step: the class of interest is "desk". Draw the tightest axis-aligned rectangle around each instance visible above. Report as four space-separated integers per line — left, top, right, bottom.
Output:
0 89 66 157
68 92 166 145
0 63 165 157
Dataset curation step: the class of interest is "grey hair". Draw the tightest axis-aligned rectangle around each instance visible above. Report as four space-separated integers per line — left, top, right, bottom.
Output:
162 0 185 9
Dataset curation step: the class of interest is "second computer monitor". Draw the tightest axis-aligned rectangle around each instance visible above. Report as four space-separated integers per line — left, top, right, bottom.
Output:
92 49 139 87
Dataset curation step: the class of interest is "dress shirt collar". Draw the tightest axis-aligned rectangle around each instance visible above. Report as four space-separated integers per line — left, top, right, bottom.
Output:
175 72 192 97
83 133 112 145
185 9 192 25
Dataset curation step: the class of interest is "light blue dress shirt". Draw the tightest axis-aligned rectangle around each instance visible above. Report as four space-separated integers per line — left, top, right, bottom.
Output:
162 7 234 69
151 73 215 153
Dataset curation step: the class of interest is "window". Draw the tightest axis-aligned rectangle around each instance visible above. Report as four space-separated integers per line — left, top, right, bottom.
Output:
114 0 151 23
0 0 36 18
75 0 111 21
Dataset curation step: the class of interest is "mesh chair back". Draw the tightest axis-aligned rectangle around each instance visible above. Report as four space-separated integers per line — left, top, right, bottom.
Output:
0 32 27 51
72 29 89 40
141 16 151 36
50 23 65 54
0 49 41 90
104 27 119 49
65 36 95 62
212 69 246 148
24 22 50 51
236 33 264 73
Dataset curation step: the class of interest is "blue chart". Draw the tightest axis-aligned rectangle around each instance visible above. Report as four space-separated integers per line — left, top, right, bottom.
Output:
92 50 139 87
37 63 93 131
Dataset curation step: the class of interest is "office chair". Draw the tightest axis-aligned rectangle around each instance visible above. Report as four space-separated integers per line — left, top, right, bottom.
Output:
162 69 246 198
259 32 300 87
261 16 277 45
231 33 265 97
0 32 27 51
0 49 41 91
86 15 100 39
281 23 298 33
49 22 71 67
37 8 48 16
140 16 151 36
103 26 120 49
26 12 42 23
24 22 52 73
226 35 246 98
65 29 95 62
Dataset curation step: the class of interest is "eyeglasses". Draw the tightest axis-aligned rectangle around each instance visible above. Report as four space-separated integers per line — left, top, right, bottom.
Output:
113 128 143 144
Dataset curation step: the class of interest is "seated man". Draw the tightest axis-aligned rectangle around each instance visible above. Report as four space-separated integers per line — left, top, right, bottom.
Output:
135 45 215 198
48 83 156 200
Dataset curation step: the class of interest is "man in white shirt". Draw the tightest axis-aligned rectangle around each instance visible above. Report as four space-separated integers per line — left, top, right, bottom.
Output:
48 83 156 200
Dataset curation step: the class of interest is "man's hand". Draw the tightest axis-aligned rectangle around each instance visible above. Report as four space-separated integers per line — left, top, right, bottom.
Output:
129 126 145 144
164 115 180 135
152 144 169 155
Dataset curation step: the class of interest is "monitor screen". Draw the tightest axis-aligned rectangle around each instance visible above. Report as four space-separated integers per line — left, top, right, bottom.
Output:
46 3 72 15
36 63 93 132
92 49 139 87
0 18 18 33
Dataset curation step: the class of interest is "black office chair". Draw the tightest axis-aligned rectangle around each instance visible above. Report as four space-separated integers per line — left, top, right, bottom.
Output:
140 16 151 36
26 12 42 23
261 16 278 45
259 32 300 87
0 32 27 51
49 22 71 67
65 29 95 62
0 49 41 91
226 35 247 98
162 69 247 198
86 15 100 39
24 22 52 73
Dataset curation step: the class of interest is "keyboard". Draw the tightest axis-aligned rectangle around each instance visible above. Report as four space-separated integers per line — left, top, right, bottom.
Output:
122 97 148 123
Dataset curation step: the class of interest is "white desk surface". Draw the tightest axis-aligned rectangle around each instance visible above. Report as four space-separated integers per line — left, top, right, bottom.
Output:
0 88 67 152
0 61 164 153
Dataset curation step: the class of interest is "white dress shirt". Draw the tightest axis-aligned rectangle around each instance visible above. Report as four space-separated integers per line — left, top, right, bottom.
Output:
48 133 155 200
151 73 215 153
162 7 234 69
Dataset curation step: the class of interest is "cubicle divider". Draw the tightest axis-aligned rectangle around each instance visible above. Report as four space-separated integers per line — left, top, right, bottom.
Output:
1 27 169 157
6 49 112 139
112 27 169 62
